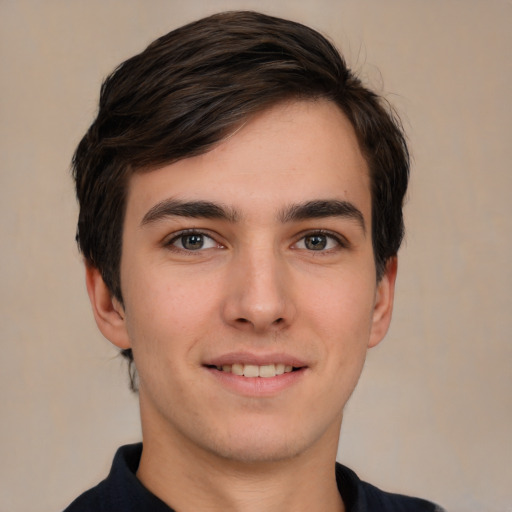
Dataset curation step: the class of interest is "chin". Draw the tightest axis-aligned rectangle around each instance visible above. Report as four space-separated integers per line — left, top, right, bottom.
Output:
195 414 335 465
207 431 308 464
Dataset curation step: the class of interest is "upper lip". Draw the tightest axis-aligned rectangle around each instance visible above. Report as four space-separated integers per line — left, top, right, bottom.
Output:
204 352 308 368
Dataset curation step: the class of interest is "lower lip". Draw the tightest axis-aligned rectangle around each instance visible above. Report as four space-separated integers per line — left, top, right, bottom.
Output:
205 367 307 396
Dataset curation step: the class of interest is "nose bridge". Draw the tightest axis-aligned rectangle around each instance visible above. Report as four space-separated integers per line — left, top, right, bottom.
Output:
223 238 294 332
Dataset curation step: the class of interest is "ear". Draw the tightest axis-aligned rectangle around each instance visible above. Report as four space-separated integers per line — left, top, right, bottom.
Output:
85 264 131 350
368 257 398 348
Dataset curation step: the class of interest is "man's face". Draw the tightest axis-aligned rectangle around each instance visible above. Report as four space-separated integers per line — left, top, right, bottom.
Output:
94 100 396 463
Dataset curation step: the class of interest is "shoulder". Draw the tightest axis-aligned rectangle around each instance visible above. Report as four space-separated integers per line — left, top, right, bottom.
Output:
359 480 444 512
63 480 108 512
336 463 444 512
62 444 172 512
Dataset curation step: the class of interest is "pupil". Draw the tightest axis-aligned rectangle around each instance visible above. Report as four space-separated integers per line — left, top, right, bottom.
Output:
183 234 203 250
305 235 327 250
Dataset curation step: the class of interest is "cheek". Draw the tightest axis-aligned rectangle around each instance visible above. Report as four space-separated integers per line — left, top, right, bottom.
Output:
300 268 376 337
298 268 376 384
122 264 222 348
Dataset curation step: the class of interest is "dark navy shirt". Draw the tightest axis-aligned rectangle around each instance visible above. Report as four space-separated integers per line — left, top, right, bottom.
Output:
64 444 443 511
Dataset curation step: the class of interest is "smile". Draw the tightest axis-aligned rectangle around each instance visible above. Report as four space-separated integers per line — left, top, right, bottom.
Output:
204 357 307 395
213 363 297 378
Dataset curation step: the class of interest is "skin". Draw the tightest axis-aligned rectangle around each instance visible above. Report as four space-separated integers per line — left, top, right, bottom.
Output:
86 99 397 512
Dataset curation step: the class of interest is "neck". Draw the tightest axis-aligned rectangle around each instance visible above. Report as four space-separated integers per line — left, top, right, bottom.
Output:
136 416 345 512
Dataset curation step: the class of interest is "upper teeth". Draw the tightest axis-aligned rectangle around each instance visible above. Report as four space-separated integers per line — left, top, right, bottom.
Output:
218 363 294 378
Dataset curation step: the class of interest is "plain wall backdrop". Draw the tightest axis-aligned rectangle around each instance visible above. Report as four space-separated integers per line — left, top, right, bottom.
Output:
1 1 510 511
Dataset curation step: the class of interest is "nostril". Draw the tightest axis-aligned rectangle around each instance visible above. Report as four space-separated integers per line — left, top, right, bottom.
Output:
232 317 285 329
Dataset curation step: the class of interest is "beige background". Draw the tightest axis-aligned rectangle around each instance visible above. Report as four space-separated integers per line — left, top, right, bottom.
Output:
1 1 510 511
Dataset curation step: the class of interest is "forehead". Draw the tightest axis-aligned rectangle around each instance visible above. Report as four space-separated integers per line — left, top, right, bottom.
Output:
126 100 370 221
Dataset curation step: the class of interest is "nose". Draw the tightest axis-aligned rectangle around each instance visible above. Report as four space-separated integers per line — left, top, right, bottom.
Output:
221 246 296 334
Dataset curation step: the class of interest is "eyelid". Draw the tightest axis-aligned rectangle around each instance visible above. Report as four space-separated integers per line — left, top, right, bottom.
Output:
292 229 350 250
164 228 224 251
162 228 349 252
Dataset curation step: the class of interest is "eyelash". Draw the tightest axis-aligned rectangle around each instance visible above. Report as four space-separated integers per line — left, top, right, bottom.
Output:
164 229 349 253
293 230 349 252
164 229 221 253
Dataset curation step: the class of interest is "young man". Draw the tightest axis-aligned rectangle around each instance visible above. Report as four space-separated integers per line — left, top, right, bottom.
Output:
65 11 443 512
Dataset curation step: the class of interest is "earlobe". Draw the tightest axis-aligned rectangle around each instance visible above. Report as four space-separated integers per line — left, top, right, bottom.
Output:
368 257 398 348
85 264 131 350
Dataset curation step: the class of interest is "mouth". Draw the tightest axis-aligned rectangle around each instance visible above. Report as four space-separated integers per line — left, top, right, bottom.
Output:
203 355 308 395
205 363 303 378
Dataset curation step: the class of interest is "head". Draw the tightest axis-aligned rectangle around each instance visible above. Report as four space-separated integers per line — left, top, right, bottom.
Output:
73 11 409 390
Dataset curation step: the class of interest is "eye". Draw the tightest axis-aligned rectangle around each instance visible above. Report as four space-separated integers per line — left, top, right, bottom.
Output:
168 231 219 251
295 232 344 251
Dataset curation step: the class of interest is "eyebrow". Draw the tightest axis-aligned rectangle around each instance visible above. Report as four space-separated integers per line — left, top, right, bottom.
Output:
140 197 365 233
278 199 366 233
141 199 240 226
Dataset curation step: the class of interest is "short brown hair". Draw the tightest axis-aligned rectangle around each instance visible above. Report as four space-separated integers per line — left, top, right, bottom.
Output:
73 11 409 386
